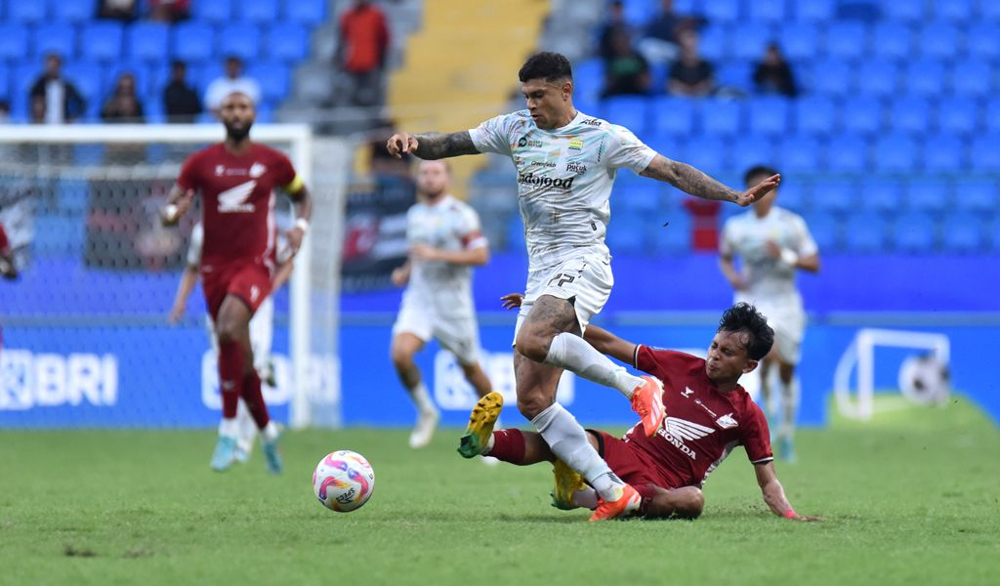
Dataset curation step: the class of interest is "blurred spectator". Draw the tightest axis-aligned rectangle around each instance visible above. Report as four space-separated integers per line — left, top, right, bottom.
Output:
102 73 145 123
149 0 190 23
98 0 138 21
597 0 631 60
668 29 715 97
204 57 262 117
29 54 86 124
638 0 681 64
337 0 391 108
753 43 798 97
30 96 47 124
601 30 651 98
0 100 10 123
164 61 203 123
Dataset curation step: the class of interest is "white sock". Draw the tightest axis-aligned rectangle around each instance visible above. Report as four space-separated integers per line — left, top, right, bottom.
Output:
407 381 437 414
543 333 644 399
484 433 496 454
573 487 599 510
779 377 798 440
261 421 280 443
531 403 624 501
219 418 238 438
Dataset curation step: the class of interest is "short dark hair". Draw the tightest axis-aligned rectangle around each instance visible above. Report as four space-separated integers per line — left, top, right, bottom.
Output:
718 303 774 361
744 165 779 185
518 52 573 83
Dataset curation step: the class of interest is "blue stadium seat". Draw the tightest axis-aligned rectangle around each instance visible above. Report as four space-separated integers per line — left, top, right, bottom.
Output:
795 0 835 21
616 183 661 214
954 181 997 213
648 211 692 255
793 97 836 135
730 25 774 61
623 0 657 26
62 62 103 115
506 214 525 251
811 59 852 96
0 24 28 63
801 213 840 251
951 60 992 98
841 97 883 136
219 24 262 60
12 63 42 101
600 96 650 135
985 99 1000 134
650 96 695 136
127 22 170 63
922 134 966 172
889 97 931 134
825 135 868 172
904 59 947 98
606 211 647 255
870 22 913 61
824 22 868 61
777 135 821 173
716 61 753 93
941 213 985 253
145 94 165 123
967 23 1000 59
855 60 898 98
892 212 937 253
879 0 924 22
266 23 309 62
811 180 856 213
775 181 807 211
778 23 818 61
572 59 603 105
906 182 950 212
747 97 790 136
194 62 224 94
172 22 216 64
730 137 775 173
81 23 125 62
862 181 903 213
33 23 76 59
698 99 743 136
920 24 961 60
7 1 46 23
0 65 8 99
286 0 327 24
53 0 95 23
104 62 153 98
697 24 728 61
703 0 740 23
937 97 979 135
243 0 279 24
980 0 1000 20
935 0 973 22
843 212 888 253
747 0 786 22
970 135 1000 170
682 137 728 175
873 134 917 173
193 0 232 23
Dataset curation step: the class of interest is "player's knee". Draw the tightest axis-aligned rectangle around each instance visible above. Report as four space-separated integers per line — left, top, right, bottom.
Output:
215 317 240 343
514 330 550 363
389 345 414 370
516 393 550 420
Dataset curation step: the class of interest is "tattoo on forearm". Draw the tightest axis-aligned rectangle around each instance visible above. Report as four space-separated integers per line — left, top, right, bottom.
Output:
412 131 479 159
641 157 739 202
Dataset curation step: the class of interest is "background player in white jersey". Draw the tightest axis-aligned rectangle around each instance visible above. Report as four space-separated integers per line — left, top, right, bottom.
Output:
386 52 779 520
390 160 493 449
168 222 295 462
719 165 821 462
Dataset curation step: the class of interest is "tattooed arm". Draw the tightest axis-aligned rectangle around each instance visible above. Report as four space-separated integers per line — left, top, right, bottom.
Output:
639 154 780 207
386 131 480 160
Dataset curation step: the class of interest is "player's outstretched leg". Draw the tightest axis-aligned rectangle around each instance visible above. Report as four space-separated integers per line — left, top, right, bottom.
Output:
458 392 504 458
589 485 641 521
391 333 439 449
777 361 798 463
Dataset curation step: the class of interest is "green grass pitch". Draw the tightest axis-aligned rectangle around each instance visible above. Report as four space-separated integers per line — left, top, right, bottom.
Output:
1 396 998 585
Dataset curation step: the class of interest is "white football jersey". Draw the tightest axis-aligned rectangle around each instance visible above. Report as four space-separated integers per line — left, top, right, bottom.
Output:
469 110 656 267
720 207 818 307
403 195 487 318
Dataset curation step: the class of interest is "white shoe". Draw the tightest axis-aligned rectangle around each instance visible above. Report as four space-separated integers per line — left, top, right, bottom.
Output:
481 456 500 466
409 409 440 449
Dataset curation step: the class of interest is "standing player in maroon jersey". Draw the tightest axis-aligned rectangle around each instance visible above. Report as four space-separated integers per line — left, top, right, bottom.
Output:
461 301 820 521
161 92 312 474
0 222 17 280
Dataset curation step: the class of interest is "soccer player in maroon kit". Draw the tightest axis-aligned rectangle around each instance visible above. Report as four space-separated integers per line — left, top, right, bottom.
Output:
462 301 820 521
161 92 312 474
0 222 16 280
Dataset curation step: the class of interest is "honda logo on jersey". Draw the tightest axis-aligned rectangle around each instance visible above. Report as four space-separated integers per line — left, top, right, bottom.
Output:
656 417 715 460
217 181 256 213
716 413 738 429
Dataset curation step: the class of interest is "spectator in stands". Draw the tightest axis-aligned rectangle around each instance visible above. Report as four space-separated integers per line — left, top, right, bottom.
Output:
97 0 138 21
164 61 203 123
337 0 391 108
597 0 631 60
601 30 652 98
638 0 681 64
30 96 46 124
102 73 145 123
29 54 86 124
668 28 715 97
0 100 10 124
204 57 262 118
149 0 190 23
753 43 798 97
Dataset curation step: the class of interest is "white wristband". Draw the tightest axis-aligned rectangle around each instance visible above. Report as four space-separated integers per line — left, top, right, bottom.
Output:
163 204 179 222
780 248 799 266
294 218 310 235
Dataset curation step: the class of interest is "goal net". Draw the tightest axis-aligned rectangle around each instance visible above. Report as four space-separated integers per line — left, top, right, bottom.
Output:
0 124 349 429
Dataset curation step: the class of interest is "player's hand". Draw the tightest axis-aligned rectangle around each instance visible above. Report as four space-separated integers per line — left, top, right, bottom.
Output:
500 292 524 310
410 243 440 261
162 189 195 225
736 174 780 206
387 133 418 158
390 266 408 287
167 304 185 325
286 226 305 256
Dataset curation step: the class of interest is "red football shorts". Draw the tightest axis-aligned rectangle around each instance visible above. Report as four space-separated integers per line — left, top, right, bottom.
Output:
201 261 272 320
588 430 678 495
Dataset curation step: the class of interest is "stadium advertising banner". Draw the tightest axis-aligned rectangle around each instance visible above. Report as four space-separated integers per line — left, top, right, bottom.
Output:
340 176 415 292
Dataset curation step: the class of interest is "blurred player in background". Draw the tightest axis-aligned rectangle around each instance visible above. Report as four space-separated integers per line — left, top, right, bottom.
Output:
161 92 312 474
0 222 17 280
390 160 493 449
465 299 820 522
719 165 820 462
387 52 779 520
169 221 295 463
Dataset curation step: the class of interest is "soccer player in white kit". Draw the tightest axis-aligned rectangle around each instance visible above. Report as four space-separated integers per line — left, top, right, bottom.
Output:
168 222 295 463
386 52 779 520
390 160 494 449
719 166 821 462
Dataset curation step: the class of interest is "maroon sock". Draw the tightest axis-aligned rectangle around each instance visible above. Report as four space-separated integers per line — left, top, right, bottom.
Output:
487 429 527 465
242 370 270 429
217 340 244 419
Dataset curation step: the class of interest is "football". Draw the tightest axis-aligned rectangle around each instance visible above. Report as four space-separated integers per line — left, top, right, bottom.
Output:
312 450 376 512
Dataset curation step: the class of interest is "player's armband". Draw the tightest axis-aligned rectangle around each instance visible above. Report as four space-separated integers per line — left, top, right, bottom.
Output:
283 174 305 194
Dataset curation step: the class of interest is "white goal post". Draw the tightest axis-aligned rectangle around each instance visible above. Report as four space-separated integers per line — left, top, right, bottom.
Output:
0 124 347 429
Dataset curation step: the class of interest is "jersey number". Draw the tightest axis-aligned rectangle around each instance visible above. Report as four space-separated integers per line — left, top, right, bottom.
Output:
548 274 576 288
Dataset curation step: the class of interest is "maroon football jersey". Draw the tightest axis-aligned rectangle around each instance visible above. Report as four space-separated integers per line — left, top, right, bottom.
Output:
623 346 773 488
177 143 296 270
0 223 8 251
